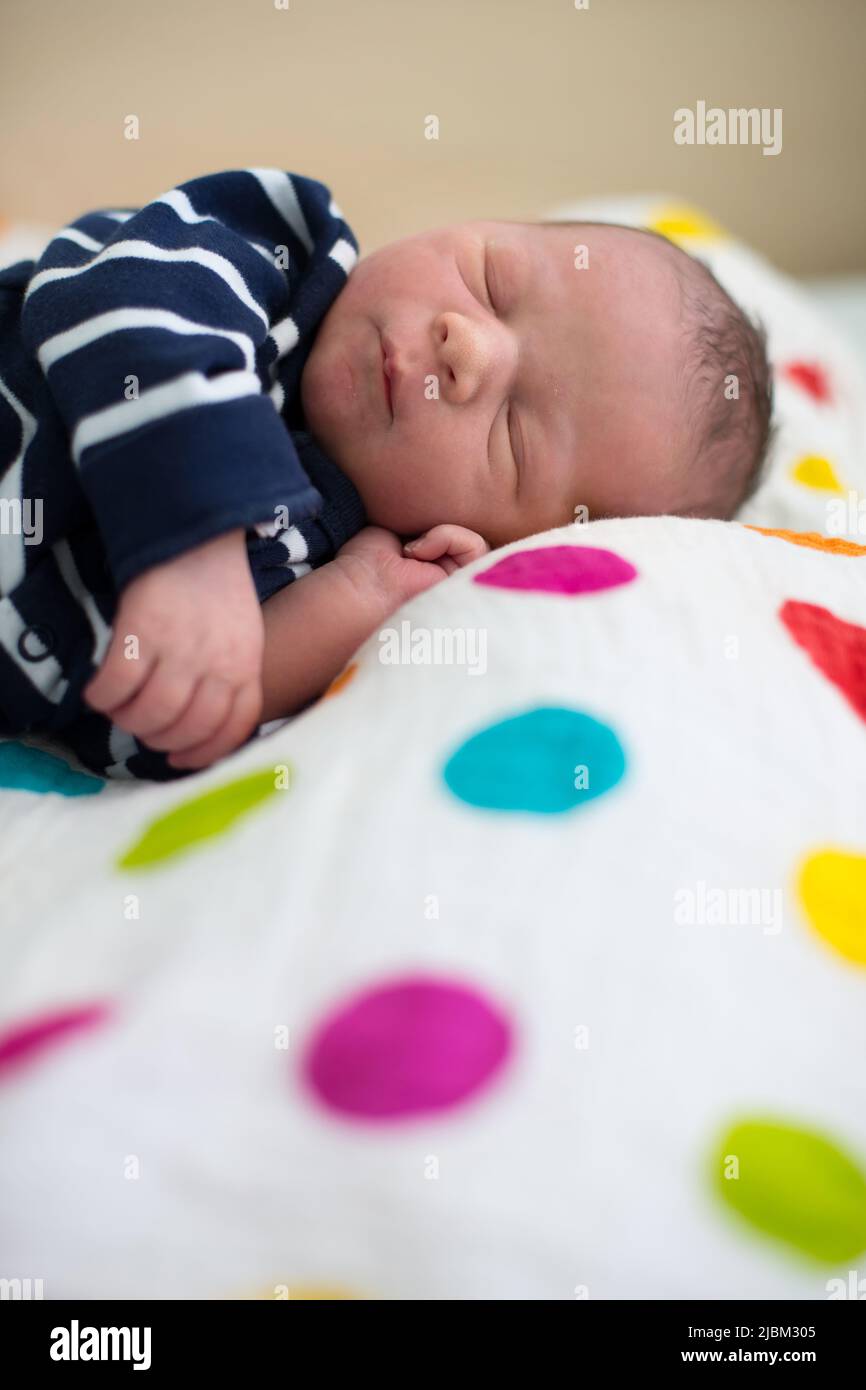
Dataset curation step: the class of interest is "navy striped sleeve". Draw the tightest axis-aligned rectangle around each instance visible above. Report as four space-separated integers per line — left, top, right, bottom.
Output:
18 169 358 593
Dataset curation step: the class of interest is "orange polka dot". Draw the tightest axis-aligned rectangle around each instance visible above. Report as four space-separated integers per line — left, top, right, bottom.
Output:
746 526 866 557
322 663 357 699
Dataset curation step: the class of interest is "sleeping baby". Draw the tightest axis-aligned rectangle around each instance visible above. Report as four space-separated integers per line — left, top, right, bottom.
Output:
0 168 773 780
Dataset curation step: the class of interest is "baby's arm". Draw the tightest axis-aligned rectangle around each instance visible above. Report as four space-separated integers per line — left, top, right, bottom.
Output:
259 524 488 723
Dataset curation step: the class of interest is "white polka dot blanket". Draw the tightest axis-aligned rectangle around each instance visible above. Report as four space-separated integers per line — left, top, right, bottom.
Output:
1 512 865 1299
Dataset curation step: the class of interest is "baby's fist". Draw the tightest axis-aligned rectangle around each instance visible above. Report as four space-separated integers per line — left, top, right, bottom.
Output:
402 524 490 574
83 528 264 771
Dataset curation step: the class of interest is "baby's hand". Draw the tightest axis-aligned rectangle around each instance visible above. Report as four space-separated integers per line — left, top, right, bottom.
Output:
402 524 490 574
336 524 489 616
82 528 264 771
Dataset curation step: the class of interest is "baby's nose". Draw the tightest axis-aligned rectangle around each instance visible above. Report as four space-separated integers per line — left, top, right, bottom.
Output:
436 312 490 403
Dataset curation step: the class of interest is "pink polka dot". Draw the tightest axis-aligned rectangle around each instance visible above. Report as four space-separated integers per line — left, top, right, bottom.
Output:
474 545 637 595
302 976 513 1121
0 1004 108 1077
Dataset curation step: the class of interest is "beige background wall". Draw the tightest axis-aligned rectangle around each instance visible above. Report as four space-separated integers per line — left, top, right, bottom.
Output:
1 0 863 274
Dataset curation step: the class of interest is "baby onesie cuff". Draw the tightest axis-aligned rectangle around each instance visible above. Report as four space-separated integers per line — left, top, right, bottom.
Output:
83 395 323 594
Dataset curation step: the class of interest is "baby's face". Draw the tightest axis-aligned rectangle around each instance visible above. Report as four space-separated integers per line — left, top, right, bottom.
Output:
301 219 689 545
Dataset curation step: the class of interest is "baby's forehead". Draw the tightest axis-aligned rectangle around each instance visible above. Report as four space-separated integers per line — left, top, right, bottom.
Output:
463 216 673 253
465 217 679 291
486 220 683 336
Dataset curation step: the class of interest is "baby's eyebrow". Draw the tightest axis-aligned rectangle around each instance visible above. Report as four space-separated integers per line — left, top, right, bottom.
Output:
487 235 529 301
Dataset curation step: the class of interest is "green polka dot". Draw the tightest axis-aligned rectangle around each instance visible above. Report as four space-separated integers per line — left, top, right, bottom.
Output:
0 741 103 796
713 1117 866 1263
117 766 286 870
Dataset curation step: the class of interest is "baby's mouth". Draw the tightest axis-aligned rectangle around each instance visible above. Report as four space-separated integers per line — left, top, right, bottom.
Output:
382 361 393 418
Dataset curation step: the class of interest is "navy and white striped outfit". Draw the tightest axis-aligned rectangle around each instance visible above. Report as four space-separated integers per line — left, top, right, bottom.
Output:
0 168 365 780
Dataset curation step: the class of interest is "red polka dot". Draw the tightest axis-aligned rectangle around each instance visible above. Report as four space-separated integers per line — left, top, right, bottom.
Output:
474 545 637 595
780 600 866 724
302 976 512 1121
781 361 833 404
0 1004 108 1076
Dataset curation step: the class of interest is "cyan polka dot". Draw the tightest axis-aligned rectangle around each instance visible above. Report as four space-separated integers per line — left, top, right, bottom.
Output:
0 741 103 796
442 706 627 814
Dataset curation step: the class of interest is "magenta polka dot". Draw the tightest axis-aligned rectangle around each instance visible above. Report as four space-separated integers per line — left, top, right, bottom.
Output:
0 1004 108 1077
474 544 637 595
302 975 513 1121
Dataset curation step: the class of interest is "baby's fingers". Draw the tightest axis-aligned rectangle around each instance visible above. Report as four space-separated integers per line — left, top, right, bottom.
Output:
83 631 156 714
404 525 489 568
167 681 263 771
99 661 199 742
143 675 236 753
403 526 452 561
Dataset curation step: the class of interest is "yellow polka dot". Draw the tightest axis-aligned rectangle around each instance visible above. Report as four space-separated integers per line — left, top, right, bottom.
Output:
646 204 728 245
798 849 866 965
284 1285 358 1300
791 456 844 493
322 662 358 700
233 1284 361 1300
745 526 866 557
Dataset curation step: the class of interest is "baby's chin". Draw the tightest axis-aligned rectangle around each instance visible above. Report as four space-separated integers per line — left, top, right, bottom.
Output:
358 494 424 539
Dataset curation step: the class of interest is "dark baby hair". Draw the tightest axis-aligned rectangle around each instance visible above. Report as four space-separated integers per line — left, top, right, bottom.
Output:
542 219 775 519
